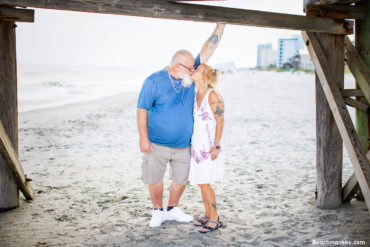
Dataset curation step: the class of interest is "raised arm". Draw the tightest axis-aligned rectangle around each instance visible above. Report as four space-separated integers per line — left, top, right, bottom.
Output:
200 23 226 64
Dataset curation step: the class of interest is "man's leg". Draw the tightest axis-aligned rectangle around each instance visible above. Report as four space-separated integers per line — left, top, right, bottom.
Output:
165 146 193 222
149 181 164 208
168 181 186 206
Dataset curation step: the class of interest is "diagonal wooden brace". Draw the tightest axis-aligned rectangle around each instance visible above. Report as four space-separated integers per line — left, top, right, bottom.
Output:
302 31 370 212
343 151 370 203
344 36 370 104
0 121 34 200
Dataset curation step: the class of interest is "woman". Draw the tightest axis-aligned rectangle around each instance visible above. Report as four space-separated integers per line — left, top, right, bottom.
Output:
189 63 225 233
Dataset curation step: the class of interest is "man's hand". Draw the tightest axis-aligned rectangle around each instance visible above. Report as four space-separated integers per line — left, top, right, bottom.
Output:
137 108 152 153
140 137 153 153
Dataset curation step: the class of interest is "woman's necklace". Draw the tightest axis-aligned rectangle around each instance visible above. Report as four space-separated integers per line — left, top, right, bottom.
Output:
167 68 182 94
196 88 209 108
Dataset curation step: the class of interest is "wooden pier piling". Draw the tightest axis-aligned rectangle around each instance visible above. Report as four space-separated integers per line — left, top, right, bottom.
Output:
314 32 344 209
0 20 19 211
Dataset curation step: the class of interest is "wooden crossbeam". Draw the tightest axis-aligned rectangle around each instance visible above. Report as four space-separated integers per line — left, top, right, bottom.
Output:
343 151 370 202
0 6 34 22
317 0 364 4
302 31 370 212
0 0 353 34
0 121 34 200
306 4 366 19
341 89 364 97
344 36 370 103
344 97 370 113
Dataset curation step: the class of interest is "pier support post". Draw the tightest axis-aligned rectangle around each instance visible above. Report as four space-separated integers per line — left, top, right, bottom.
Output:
355 0 369 168
0 21 19 211
354 0 370 200
315 33 344 209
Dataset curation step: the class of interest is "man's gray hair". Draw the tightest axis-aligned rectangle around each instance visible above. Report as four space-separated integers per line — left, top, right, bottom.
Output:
170 49 194 67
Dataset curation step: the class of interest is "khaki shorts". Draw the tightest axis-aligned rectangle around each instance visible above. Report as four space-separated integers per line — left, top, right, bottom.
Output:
141 143 191 185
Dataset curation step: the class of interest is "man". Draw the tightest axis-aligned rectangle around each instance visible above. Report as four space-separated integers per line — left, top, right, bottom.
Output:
137 23 225 227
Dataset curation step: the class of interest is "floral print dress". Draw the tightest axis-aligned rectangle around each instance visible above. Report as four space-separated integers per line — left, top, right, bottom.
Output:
188 89 224 185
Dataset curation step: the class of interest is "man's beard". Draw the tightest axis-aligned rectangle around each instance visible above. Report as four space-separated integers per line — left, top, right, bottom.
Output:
181 74 193 88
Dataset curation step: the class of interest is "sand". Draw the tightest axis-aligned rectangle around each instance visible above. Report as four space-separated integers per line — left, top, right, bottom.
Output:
0 71 369 247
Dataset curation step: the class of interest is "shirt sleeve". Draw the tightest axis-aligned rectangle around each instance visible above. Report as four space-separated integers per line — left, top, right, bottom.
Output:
194 53 201 69
137 77 156 110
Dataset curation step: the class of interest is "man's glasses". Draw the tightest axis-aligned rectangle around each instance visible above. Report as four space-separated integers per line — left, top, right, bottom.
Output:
179 63 195 72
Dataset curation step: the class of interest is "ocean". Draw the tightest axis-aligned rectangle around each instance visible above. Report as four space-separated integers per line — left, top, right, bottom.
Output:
17 63 157 112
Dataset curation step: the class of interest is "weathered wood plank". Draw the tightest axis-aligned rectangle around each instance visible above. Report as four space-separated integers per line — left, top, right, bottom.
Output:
343 173 360 202
344 97 370 113
341 89 364 97
318 0 364 4
0 0 353 34
0 6 34 22
343 150 370 203
344 36 370 103
0 121 34 201
302 31 370 212
315 33 344 209
0 21 19 211
306 4 365 19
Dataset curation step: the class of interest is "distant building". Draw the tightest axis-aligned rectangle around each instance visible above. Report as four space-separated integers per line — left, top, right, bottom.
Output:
299 51 314 71
260 49 277 68
257 43 272 68
277 38 299 68
215 62 236 74
291 34 305 50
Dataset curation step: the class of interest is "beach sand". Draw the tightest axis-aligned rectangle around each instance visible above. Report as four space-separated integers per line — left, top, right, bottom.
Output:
0 71 369 246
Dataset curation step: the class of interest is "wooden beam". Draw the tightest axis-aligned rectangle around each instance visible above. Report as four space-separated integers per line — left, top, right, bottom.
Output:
315 33 344 209
0 0 353 34
0 21 19 211
343 150 370 203
302 31 370 212
341 89 364 97
0 6 34 22
343 173 360 202
306 4 365 19
0 121 34 200
317 0 364 4
344 97 370 113
345 36 370 103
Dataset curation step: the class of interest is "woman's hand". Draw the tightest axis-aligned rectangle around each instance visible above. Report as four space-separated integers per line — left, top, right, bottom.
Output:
210 147 220 160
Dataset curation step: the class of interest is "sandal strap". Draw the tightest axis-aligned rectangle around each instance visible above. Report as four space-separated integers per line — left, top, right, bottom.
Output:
207 220 222 225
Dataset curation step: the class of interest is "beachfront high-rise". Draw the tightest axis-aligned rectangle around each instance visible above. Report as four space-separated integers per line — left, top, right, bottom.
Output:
257 43 272 68
276 38 299 68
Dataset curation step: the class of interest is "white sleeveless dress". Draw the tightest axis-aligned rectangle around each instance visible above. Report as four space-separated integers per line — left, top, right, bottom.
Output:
188 89 224 185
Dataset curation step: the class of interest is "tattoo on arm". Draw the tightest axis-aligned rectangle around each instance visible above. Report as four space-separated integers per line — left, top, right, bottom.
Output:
210 101 224 105
212 203 217 209
209 34 219 44
214 105 224 117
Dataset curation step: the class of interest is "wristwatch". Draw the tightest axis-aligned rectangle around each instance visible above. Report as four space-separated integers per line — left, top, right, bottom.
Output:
215 145 221 150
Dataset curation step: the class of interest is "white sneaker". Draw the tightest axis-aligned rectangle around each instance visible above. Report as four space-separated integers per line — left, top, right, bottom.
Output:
165 207 193 222
149 210 165 227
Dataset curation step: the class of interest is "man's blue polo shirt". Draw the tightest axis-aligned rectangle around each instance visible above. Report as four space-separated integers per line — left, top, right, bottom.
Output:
137 55 200 148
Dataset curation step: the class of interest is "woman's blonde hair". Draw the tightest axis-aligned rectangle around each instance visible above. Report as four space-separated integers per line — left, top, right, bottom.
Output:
201 64 220 89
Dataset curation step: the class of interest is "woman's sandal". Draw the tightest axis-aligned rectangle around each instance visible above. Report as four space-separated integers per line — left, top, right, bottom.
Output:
198 218 223 233
194 216 210 227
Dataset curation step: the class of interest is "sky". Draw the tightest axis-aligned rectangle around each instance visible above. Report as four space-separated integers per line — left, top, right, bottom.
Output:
16 0 304 68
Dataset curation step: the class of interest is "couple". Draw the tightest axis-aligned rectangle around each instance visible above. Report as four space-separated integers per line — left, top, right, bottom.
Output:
137 23 225 233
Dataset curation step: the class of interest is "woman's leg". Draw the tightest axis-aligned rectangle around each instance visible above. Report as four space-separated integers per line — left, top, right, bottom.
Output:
198 184 210 217
198 184 219 229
